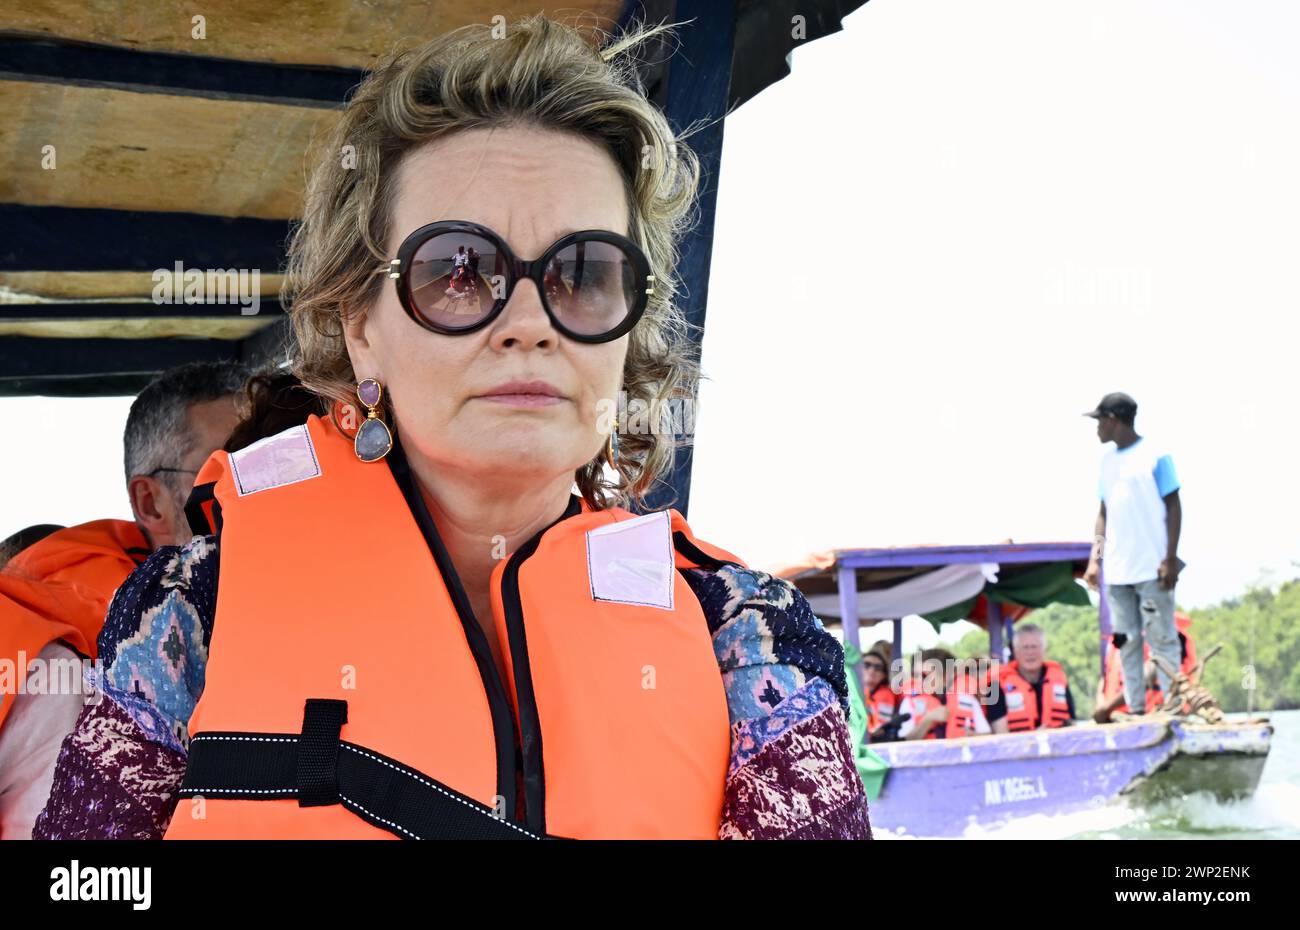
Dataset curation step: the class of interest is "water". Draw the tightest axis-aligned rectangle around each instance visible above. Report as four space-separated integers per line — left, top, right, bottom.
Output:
879 710 1300 839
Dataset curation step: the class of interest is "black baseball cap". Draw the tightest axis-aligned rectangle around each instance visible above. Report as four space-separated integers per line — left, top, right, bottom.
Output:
1084 392 1137 420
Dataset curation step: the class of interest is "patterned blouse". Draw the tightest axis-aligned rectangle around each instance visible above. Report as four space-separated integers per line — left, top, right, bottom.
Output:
34 534 871 840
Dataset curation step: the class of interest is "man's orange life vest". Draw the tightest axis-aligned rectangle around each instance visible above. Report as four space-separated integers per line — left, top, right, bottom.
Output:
0 520 149 729
166 414 741 840
1102 614 1197 714
999 660 1071 731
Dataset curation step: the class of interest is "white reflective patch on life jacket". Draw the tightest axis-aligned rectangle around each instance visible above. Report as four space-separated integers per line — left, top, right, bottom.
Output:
586 509 674 610
957 693 992 734
229 423 322 497
1007 691 1026 711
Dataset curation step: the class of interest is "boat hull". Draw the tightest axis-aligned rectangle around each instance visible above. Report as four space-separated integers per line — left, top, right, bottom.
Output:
866 717 1273 837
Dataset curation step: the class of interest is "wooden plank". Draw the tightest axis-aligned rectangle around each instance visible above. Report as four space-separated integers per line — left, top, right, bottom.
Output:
0 1 623 69
0 80 334 218
0 316 279 340
0 271 285 301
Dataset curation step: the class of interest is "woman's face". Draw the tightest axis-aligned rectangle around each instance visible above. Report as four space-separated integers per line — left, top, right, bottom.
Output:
862 656 886 691
345 125 631 489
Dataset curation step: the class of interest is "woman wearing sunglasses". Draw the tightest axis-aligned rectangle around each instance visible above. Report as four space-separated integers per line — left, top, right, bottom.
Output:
861 646 903 740
35 16 870 841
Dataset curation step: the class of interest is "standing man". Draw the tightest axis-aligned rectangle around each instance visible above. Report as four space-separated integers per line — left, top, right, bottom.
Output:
1082 392 1183 716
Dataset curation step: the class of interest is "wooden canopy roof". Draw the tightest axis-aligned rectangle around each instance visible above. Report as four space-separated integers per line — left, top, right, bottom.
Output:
0 0 869 511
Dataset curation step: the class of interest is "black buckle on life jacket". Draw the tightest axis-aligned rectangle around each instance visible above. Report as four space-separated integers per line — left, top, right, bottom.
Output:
296 699 348 808
179 704 556 839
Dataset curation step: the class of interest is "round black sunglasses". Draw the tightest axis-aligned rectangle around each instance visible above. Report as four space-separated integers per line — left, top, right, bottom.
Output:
386 220 655 344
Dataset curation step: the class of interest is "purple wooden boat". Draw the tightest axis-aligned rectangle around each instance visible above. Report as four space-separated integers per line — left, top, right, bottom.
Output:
783 542 1275 837
867 716 1273 837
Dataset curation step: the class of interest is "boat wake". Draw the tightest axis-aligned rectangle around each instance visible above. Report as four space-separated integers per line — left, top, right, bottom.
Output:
872 781 1300 839
1110 781 1300 838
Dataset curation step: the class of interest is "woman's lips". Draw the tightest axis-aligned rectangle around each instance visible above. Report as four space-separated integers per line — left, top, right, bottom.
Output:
477 393 566 407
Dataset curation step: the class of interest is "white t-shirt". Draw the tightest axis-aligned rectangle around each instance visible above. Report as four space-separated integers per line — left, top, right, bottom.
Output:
1098 438 1180 585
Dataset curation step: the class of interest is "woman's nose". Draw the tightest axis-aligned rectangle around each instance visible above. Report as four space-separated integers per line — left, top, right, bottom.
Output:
491 278 555 348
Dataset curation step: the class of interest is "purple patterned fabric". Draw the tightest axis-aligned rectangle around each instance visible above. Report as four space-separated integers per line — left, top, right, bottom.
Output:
31 686 185 840
728 676 841 776
35 535 870 840
721 682 873 840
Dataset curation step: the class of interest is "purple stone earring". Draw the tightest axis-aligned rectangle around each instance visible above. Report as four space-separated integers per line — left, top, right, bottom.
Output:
354 378 393 462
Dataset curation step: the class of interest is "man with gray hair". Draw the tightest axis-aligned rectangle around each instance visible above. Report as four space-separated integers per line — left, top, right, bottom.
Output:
996 623 1076 731
0 359 246 838
122 360 248 549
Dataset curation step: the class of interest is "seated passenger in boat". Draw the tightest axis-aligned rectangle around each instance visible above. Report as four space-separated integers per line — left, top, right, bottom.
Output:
897 649 1006 739
998 624 1075 730
862 645 900 739
30 17 873 841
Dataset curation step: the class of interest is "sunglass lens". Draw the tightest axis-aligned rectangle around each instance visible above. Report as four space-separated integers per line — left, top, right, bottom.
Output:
407 232 501 330
545 239 638 337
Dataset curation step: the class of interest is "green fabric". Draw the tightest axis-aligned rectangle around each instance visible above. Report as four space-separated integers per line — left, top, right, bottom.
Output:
921 561 1090 629
842 641 890 802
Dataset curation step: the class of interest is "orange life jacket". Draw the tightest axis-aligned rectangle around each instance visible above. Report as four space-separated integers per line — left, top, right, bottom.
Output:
944 671 992 739
1175 612 1198 674
999 660 1071 731
894 674 989 739
0 520 149 730
1102 645 1163 713
165 414 742 840
895 677 940 739
864 682 899 733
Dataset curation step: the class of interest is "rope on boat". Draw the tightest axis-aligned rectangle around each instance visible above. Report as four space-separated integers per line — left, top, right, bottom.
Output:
1150 644 1226 724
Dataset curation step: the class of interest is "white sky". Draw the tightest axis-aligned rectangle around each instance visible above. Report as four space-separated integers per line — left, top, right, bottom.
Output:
3 0 1298 650
689 0 1300 627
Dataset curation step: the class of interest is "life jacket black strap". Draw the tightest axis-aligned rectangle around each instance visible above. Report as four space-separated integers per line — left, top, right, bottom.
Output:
297 698 347 807
672 531 742 571
178 699 547 840
184 481 222 538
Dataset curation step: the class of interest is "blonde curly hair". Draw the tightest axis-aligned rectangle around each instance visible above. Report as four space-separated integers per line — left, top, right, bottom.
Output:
284 14 703 510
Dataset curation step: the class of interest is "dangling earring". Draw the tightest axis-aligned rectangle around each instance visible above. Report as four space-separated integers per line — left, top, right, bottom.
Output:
605 414 619 468
354 378 393 462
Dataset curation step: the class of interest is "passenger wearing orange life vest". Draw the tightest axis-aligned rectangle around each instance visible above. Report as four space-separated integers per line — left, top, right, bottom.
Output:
861 647 901 737
154 412 755 840
894 652 942 740
896 649 998 740
1094 613 1197 722
998 623 1075 731
32 23 874 841
0 361 243 839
